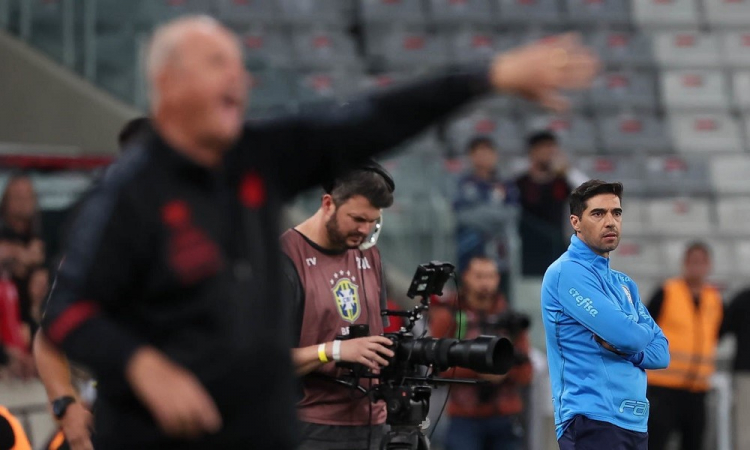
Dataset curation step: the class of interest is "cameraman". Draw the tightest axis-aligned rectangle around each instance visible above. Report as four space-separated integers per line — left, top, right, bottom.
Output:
430 256 532 450
282 163 396 450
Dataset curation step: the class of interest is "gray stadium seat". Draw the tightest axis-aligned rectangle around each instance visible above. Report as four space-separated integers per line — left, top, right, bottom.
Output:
448 29 499 64
734 241 750 275
598 113 671 153
564 0 630 25
366 28 449 70
525 115 598 153
136 0 211 27
216 0 277 26
294 71 358 105
717 198 750 235
292 29 360 70
705 0 750 28
277 0 346 27
495 0 562 25
720 31 750 69
652 31 721 69
661 70 730 113
575 156 646 196
590 70 659 112
249 68 295 112
668 113 744 153
609 238 663 277
732 71 750 112
646 198 711 235
632 0 700 28
427 0 496 26
710 155 750 194
644 155 711 195
586 30 654 69
238 28 294 69
447 110 524 154
360 0 426 26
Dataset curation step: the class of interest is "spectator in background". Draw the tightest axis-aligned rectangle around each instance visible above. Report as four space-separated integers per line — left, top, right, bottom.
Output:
720 287 750 450
0 174 45 334
452 137 519 288
0 405 32 450
647 242 723 450
515 131 572 276
430 256 532 450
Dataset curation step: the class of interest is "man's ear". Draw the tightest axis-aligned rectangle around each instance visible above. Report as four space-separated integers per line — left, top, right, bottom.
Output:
570 214 581 234
322 194 335 217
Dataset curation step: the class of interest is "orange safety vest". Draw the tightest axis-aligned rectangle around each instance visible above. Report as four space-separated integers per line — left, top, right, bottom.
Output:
647 278 723 392
0 406 32 450
47 430 65 450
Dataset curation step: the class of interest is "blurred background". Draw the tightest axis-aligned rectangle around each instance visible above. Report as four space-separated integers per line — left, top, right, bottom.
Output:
0 0 748 449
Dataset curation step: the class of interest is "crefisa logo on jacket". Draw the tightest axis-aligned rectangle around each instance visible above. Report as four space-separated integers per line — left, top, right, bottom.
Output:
331 270 361 323
568 288 599 317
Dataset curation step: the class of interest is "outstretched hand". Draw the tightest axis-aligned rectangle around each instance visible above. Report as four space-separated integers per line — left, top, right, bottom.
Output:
490 33 600 112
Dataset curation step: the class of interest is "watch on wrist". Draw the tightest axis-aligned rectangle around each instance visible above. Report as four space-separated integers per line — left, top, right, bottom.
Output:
51 396 76 420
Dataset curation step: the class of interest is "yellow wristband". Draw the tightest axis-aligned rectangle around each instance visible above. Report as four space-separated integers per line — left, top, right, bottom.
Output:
318 343 329 363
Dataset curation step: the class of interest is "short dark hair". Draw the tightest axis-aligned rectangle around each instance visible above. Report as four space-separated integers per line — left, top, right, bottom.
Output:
684 241 711 260
330 169 394 209
467 136 496 154
118 117 150 148
526 130 558 151
569 179 624 218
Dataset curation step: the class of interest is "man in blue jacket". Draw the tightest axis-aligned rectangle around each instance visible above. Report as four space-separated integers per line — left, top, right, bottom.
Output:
541 179 669 450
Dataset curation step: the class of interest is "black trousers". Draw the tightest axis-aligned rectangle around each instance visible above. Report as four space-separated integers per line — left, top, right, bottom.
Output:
647 386 707 450
558 415 648 450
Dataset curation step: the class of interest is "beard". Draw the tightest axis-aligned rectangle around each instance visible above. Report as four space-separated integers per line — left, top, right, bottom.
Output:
325 213 365 251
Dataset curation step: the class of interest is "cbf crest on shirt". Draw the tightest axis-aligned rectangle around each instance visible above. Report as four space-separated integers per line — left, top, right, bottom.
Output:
331 270 361 323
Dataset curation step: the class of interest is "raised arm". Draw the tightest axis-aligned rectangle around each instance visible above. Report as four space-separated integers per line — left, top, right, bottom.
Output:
557 264 654 354
256 34 599 197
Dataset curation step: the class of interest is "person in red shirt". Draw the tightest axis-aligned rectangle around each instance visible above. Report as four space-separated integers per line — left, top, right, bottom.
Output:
430 255 532 450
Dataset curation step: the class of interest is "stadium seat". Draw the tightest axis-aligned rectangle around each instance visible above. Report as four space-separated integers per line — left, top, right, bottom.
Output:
524 115 598 154
710 155 750 194
238 28 294 69
731 71 750 112
291 29 360 70
720 31 750 69
294 71 358 105
586 30 655 69
427 0 496 26
248 68 296 112
448 29 500 64
661 70 730 113
632 0 700 28
136 0 211 27
644 155 712 196
717 198 750 235
645 198 711 235
216 0 278 26
495 0 562 25
563 0 630 25
360 0 426 26
447 110 524 155
598 113 671 153
668 113 744 153
277 0 346 27
652 31 722 69
365 28 449 71
733 240 750 275
704 0 750 29
590 70 659 112
575 156 646 197
609 238 664 277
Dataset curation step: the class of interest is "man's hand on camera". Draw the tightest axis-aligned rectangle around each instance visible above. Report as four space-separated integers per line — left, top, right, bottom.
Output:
490 33 600 112
60 402 94 450
478 373 508 384
340 336 395 372
126 347 222 439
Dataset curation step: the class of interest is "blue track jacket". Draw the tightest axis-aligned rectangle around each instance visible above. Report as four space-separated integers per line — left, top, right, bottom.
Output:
542 235 669 438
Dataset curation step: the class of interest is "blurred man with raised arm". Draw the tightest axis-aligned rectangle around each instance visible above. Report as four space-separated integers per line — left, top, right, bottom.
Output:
541 180 669 450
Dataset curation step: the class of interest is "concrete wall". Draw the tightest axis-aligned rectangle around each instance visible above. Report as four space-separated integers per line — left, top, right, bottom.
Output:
0 30 141 155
